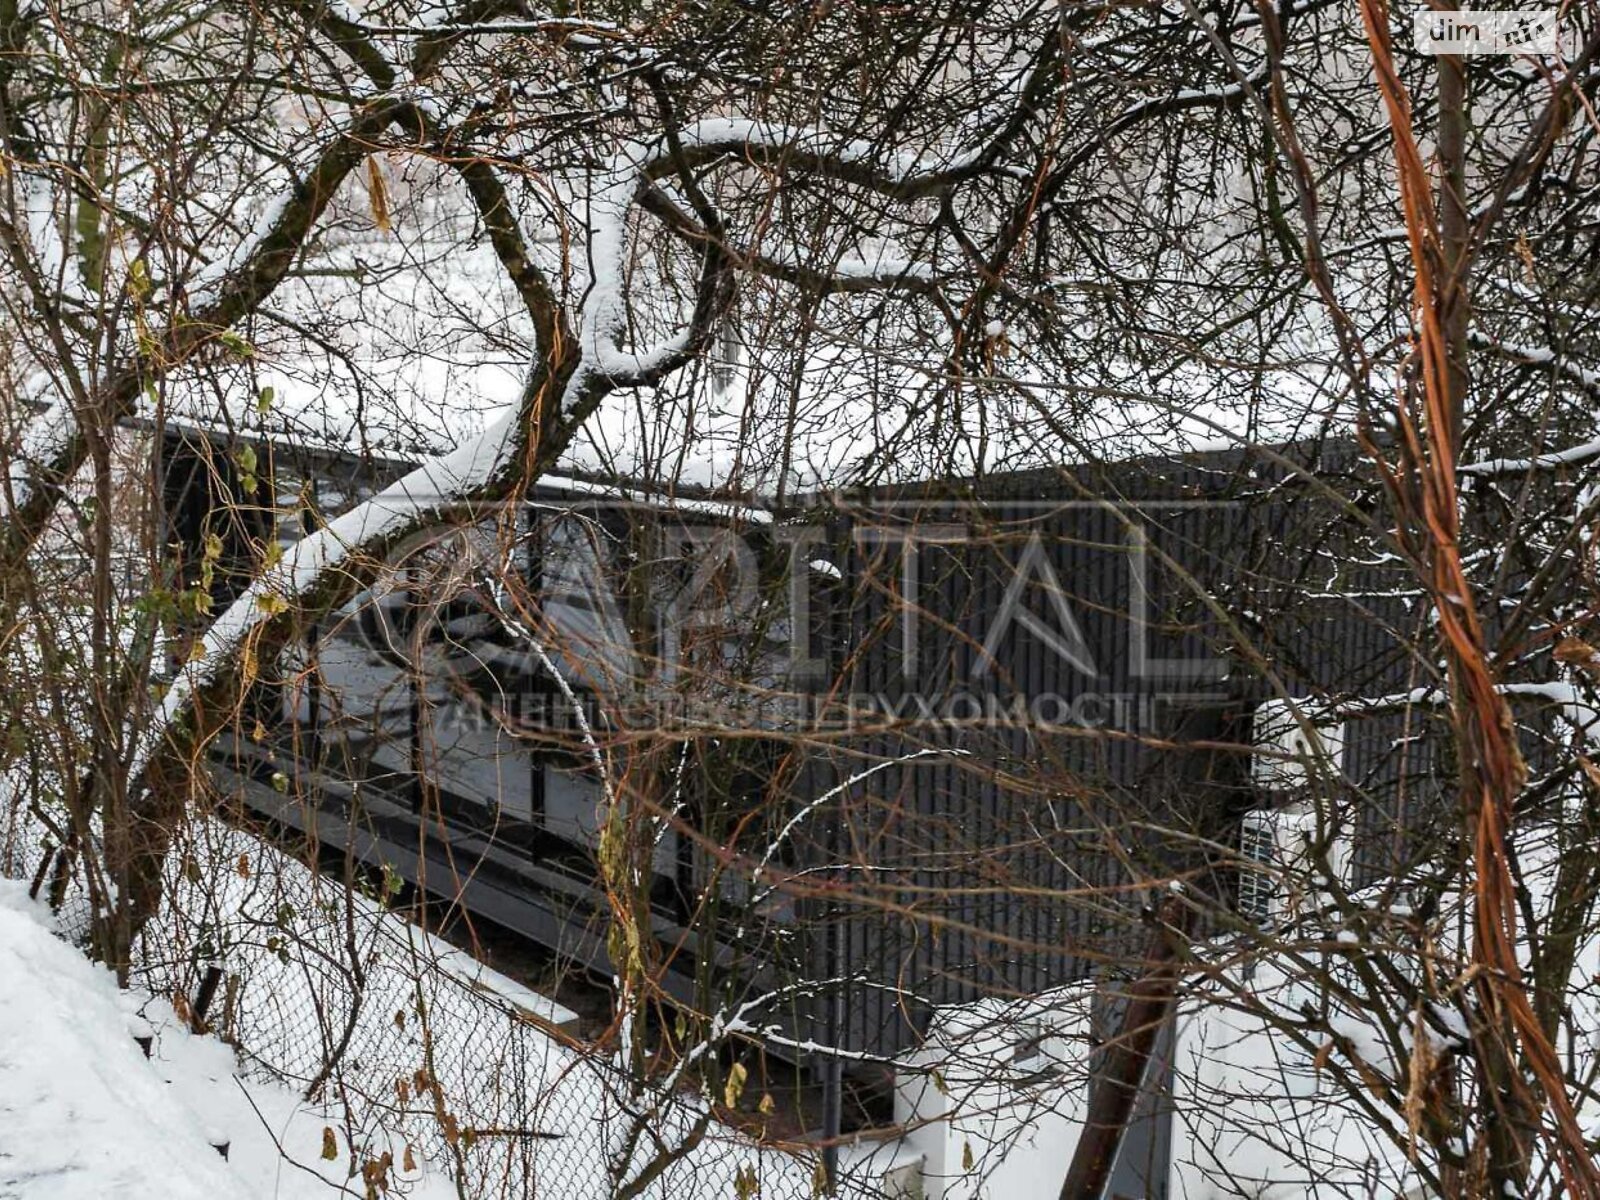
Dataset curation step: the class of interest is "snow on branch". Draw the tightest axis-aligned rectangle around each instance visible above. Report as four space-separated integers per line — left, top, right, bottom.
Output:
1335 681 1600 742
754 747 972 882
0 0 512 576
1462 436 1600 478
121 75 1018 806
1460 334 1600 476
184 192 295 312
564 115 977 410
1 377 75 521
131 411 521 781
17 169 90 307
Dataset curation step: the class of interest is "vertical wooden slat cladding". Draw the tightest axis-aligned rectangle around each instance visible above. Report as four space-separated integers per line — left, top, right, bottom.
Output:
166 425 1572 1070
810 443 1439 1061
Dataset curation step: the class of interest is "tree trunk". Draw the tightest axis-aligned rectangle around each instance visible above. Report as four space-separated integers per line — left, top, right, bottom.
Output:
1058 894 1185 1200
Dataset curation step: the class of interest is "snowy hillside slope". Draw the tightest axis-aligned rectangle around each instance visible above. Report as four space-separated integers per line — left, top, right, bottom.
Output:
0 879 456 1200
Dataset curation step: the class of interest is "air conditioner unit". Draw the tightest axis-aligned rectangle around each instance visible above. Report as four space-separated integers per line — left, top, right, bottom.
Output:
1238 802 1351 923
1252 698 1346 792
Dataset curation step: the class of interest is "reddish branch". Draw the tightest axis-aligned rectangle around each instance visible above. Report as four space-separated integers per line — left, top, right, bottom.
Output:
1356 0 1600 1193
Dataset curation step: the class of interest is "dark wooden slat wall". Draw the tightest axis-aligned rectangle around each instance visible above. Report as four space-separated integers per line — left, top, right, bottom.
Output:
791 448 1453 1058
160 429 1569 1065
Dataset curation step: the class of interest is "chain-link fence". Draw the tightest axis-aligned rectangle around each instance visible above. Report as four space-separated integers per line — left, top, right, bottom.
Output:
1 800 906 1200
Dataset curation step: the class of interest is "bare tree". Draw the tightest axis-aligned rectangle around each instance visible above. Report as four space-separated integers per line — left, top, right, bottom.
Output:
8 0 1600 1198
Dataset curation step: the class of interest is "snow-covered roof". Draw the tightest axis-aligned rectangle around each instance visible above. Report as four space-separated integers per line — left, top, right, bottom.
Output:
113 142 1359 502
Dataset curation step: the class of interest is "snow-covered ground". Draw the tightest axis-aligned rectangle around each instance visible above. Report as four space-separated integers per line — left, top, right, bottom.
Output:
0 796 889 1200
0 878 456 1200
